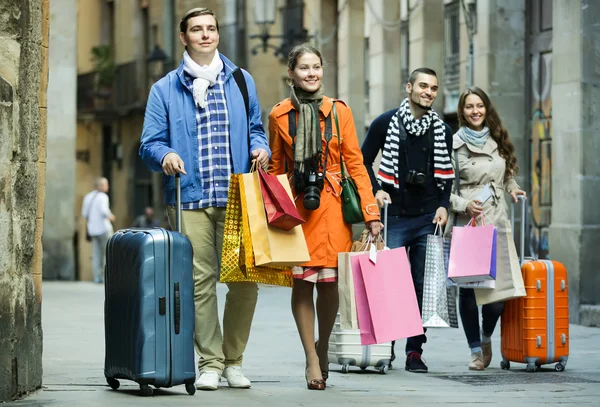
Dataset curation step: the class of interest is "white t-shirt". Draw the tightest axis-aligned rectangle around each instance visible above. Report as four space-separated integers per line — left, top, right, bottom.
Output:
82 191 114 237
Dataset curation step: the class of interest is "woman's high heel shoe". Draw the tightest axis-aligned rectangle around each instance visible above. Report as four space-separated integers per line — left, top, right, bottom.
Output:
315 341 329 384
305 369 325 390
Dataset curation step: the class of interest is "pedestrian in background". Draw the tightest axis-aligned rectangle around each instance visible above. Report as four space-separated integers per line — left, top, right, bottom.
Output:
446 87 526 370
139 8 270 391
268 44 381 390
81 177 115 284
132 206 160 228
361 68 455 373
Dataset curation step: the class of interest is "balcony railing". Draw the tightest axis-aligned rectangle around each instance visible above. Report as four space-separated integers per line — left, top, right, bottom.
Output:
77 61 147 117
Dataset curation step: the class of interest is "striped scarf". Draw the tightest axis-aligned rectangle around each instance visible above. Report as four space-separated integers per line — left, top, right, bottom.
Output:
377 98 454 190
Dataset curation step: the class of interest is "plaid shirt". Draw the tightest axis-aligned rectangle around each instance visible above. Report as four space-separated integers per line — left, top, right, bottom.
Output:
181 71 232 209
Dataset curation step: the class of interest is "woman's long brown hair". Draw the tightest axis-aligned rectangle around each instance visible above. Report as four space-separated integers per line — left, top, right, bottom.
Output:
457 87 519 179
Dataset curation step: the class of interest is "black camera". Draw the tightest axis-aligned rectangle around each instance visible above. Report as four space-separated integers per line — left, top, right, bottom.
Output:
405 170 427 187
303 171 324 210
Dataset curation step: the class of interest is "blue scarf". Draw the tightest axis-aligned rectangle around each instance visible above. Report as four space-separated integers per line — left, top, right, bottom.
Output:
457 126 490 149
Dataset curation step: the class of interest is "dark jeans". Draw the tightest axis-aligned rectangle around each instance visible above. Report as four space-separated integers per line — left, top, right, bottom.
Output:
387 212 436 356
459 288 505 349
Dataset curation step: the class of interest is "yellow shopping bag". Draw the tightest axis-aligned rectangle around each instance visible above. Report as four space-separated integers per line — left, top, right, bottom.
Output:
220 174 293 287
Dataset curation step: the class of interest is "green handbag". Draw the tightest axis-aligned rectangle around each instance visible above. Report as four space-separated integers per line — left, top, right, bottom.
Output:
332 101 364 224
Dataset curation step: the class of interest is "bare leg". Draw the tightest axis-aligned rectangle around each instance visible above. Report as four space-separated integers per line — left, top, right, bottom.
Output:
316 281 339 373
291 279 321 382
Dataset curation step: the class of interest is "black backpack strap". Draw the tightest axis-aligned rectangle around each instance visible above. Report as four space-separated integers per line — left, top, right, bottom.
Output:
232 68 249 120
288 109 297 138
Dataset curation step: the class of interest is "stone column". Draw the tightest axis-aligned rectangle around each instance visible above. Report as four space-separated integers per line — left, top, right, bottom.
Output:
337 0 366 142
472 0 527 191
550 0 600 325
366 0 401 122
317 0 338 98
407 0 444 113
43 0 77 280
0 0 47 401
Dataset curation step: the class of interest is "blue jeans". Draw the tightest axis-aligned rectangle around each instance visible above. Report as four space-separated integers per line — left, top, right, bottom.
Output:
387 212 436 356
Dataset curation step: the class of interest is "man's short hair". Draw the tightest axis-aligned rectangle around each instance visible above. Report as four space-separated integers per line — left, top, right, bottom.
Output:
180 8 219 33
408 68 437 85
94 177 107 189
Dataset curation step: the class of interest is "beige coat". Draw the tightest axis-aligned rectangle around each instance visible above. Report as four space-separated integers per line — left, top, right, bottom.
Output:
444 134 520 234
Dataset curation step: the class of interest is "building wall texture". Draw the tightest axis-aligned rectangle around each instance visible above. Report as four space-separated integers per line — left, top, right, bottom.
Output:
550 0 600 325
43 0 77 280
0 0 48 401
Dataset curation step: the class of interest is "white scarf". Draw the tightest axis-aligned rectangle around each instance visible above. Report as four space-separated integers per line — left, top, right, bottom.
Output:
182 50 224 108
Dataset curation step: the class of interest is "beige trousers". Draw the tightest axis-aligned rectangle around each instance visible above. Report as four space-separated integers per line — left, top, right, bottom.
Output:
167 206 258 373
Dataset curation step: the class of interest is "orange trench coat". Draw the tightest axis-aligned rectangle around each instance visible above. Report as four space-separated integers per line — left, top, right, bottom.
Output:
268 96 380 268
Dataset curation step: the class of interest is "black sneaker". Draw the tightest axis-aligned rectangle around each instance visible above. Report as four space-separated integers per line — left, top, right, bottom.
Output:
405 352 428 373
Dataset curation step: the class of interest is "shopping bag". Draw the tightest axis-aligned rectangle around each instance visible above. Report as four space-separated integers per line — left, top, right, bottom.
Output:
257 167 305 231
242 170 310 267
338 252 363 330
338 233 384 330
422 225 458 328
474 220 526 305
442 238 462 329
353 248 424 345
448 216 497 284
220 174 293 287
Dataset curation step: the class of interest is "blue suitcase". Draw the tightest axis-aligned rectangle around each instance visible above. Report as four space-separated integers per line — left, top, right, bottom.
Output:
104 174 196 396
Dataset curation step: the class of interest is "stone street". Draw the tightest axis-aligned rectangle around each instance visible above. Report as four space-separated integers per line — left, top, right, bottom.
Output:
8 281 600 406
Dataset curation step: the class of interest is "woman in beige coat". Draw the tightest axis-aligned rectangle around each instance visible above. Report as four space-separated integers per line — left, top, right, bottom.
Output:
446 87 526 371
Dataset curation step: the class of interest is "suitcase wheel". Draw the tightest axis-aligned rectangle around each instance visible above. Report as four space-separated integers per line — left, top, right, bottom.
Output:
500 360 510 370
185 382 197 395
140 384 154 397
525 364 536 373
341 364 350 374
378 365 389 375
555 363 565 372
107 378 120 390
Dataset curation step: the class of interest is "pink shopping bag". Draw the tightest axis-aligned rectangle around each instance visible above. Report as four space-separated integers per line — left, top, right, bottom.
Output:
352 248 424 345
448 217 497 284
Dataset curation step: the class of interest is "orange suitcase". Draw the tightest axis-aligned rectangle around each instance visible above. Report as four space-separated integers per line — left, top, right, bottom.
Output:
500 197 569 372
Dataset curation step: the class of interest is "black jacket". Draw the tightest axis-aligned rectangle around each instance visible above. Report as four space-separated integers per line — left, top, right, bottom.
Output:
361 108 453 217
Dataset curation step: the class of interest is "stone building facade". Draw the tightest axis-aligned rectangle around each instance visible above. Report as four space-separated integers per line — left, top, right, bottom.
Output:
0 0 48 401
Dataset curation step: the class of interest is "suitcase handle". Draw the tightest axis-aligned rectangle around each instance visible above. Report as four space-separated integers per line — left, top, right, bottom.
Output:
174 282 181 334
175 174 182 233
382 199 389 245
510 195 527 265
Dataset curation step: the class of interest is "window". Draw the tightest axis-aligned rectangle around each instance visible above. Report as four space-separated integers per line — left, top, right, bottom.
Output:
443 0 460 114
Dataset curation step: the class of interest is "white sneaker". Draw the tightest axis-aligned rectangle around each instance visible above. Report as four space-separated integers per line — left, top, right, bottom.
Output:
195 371 220 390
222 366 251 388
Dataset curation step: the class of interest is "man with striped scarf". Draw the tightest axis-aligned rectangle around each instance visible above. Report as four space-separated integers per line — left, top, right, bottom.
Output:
361 67 454 373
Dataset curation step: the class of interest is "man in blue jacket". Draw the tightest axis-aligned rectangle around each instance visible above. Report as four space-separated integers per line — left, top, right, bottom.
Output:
140 8 270 391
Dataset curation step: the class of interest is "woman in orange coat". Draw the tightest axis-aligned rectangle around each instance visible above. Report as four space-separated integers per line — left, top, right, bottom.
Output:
268 44 382 390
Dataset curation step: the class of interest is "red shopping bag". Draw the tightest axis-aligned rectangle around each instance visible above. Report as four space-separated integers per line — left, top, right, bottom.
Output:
258 168 305 231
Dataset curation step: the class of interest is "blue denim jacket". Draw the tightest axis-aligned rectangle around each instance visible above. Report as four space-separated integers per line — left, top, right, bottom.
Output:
139 54 270 205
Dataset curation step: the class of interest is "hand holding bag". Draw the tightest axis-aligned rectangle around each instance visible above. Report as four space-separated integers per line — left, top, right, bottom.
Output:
332 101 364 225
